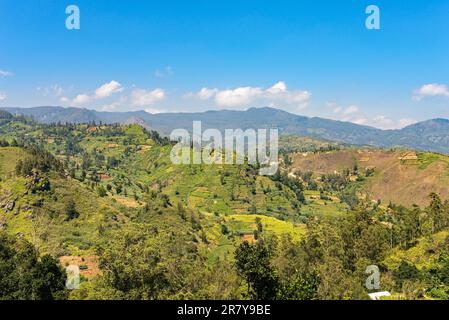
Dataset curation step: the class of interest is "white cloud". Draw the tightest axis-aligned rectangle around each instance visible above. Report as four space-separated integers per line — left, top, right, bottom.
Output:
352 118 368 125
37 84 65 97
343 105 359 115
351 114 415 130
144 107 168 114
326 102 342 113
94 80 123 99
131 88 165 107
267 81 287 94
398 118 418 128
185 81 311 110
413 83 449 101
99 96 129 112
282 90 312 105
333 104 360 116
97 89 166 111
215 86 263 108
61 81 166 111
72 94 92 106
0 92 6 101
331 102 415 129
366 116 417 130
371 115 395 128
60 96 69 104
63 80 124 106
0 70 14 77
197 88 219 100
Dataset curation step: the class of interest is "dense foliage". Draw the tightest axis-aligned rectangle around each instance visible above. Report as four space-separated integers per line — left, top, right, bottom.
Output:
0 233 67 300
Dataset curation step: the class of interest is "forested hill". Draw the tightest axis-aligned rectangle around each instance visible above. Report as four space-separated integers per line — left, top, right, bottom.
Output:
2 110 449 300
3 106 449 154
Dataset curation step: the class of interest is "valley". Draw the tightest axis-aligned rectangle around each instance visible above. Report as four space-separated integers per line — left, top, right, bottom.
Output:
1 109 449 300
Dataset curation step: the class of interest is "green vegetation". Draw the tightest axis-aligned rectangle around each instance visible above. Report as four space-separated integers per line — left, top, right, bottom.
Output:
1 111 449 300
279 135 344 154
0 233 67 300
417 152 449 170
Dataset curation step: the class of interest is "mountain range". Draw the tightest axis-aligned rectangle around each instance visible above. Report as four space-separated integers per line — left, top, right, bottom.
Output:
2 106 449 154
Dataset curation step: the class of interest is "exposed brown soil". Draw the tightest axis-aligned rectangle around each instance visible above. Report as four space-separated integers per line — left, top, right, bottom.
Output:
290 149 449 207
59 255 101 279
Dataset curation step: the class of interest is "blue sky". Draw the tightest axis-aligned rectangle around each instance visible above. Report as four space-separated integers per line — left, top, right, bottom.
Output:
1 0 449 129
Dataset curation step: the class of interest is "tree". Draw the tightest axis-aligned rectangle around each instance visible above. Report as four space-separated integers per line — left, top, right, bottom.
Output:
95 228 171 299
394 260 421 291
107 156 119 169
354 224 390 263
97 185 107 197
235 241 279 300
278 271 319 300
428 193 447 233
65 199 79 220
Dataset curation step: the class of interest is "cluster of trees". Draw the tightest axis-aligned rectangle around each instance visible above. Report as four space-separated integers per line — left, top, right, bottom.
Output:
278 137 342 155
15 146 64 176
294 170 318 190
235 239 320 299
233 194 449 300
4 192 448 300
321 173 349 192
78 199 406 300
87 123 170 146
271 170 305 204
0 233 67 300
381 193 449 249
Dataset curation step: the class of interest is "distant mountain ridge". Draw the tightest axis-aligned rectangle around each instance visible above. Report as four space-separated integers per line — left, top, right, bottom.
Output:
2 106 449 154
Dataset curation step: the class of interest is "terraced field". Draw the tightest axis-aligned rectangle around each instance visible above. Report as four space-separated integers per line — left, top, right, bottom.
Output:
289 149 449 207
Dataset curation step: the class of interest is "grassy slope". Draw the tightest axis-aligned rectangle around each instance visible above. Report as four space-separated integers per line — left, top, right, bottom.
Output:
1 123 313 268
384 230 449 271
0 147 26 177
0 147 129 256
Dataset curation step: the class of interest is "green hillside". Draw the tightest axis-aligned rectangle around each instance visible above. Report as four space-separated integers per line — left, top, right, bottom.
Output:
0 115 311 299
2 113 449 300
